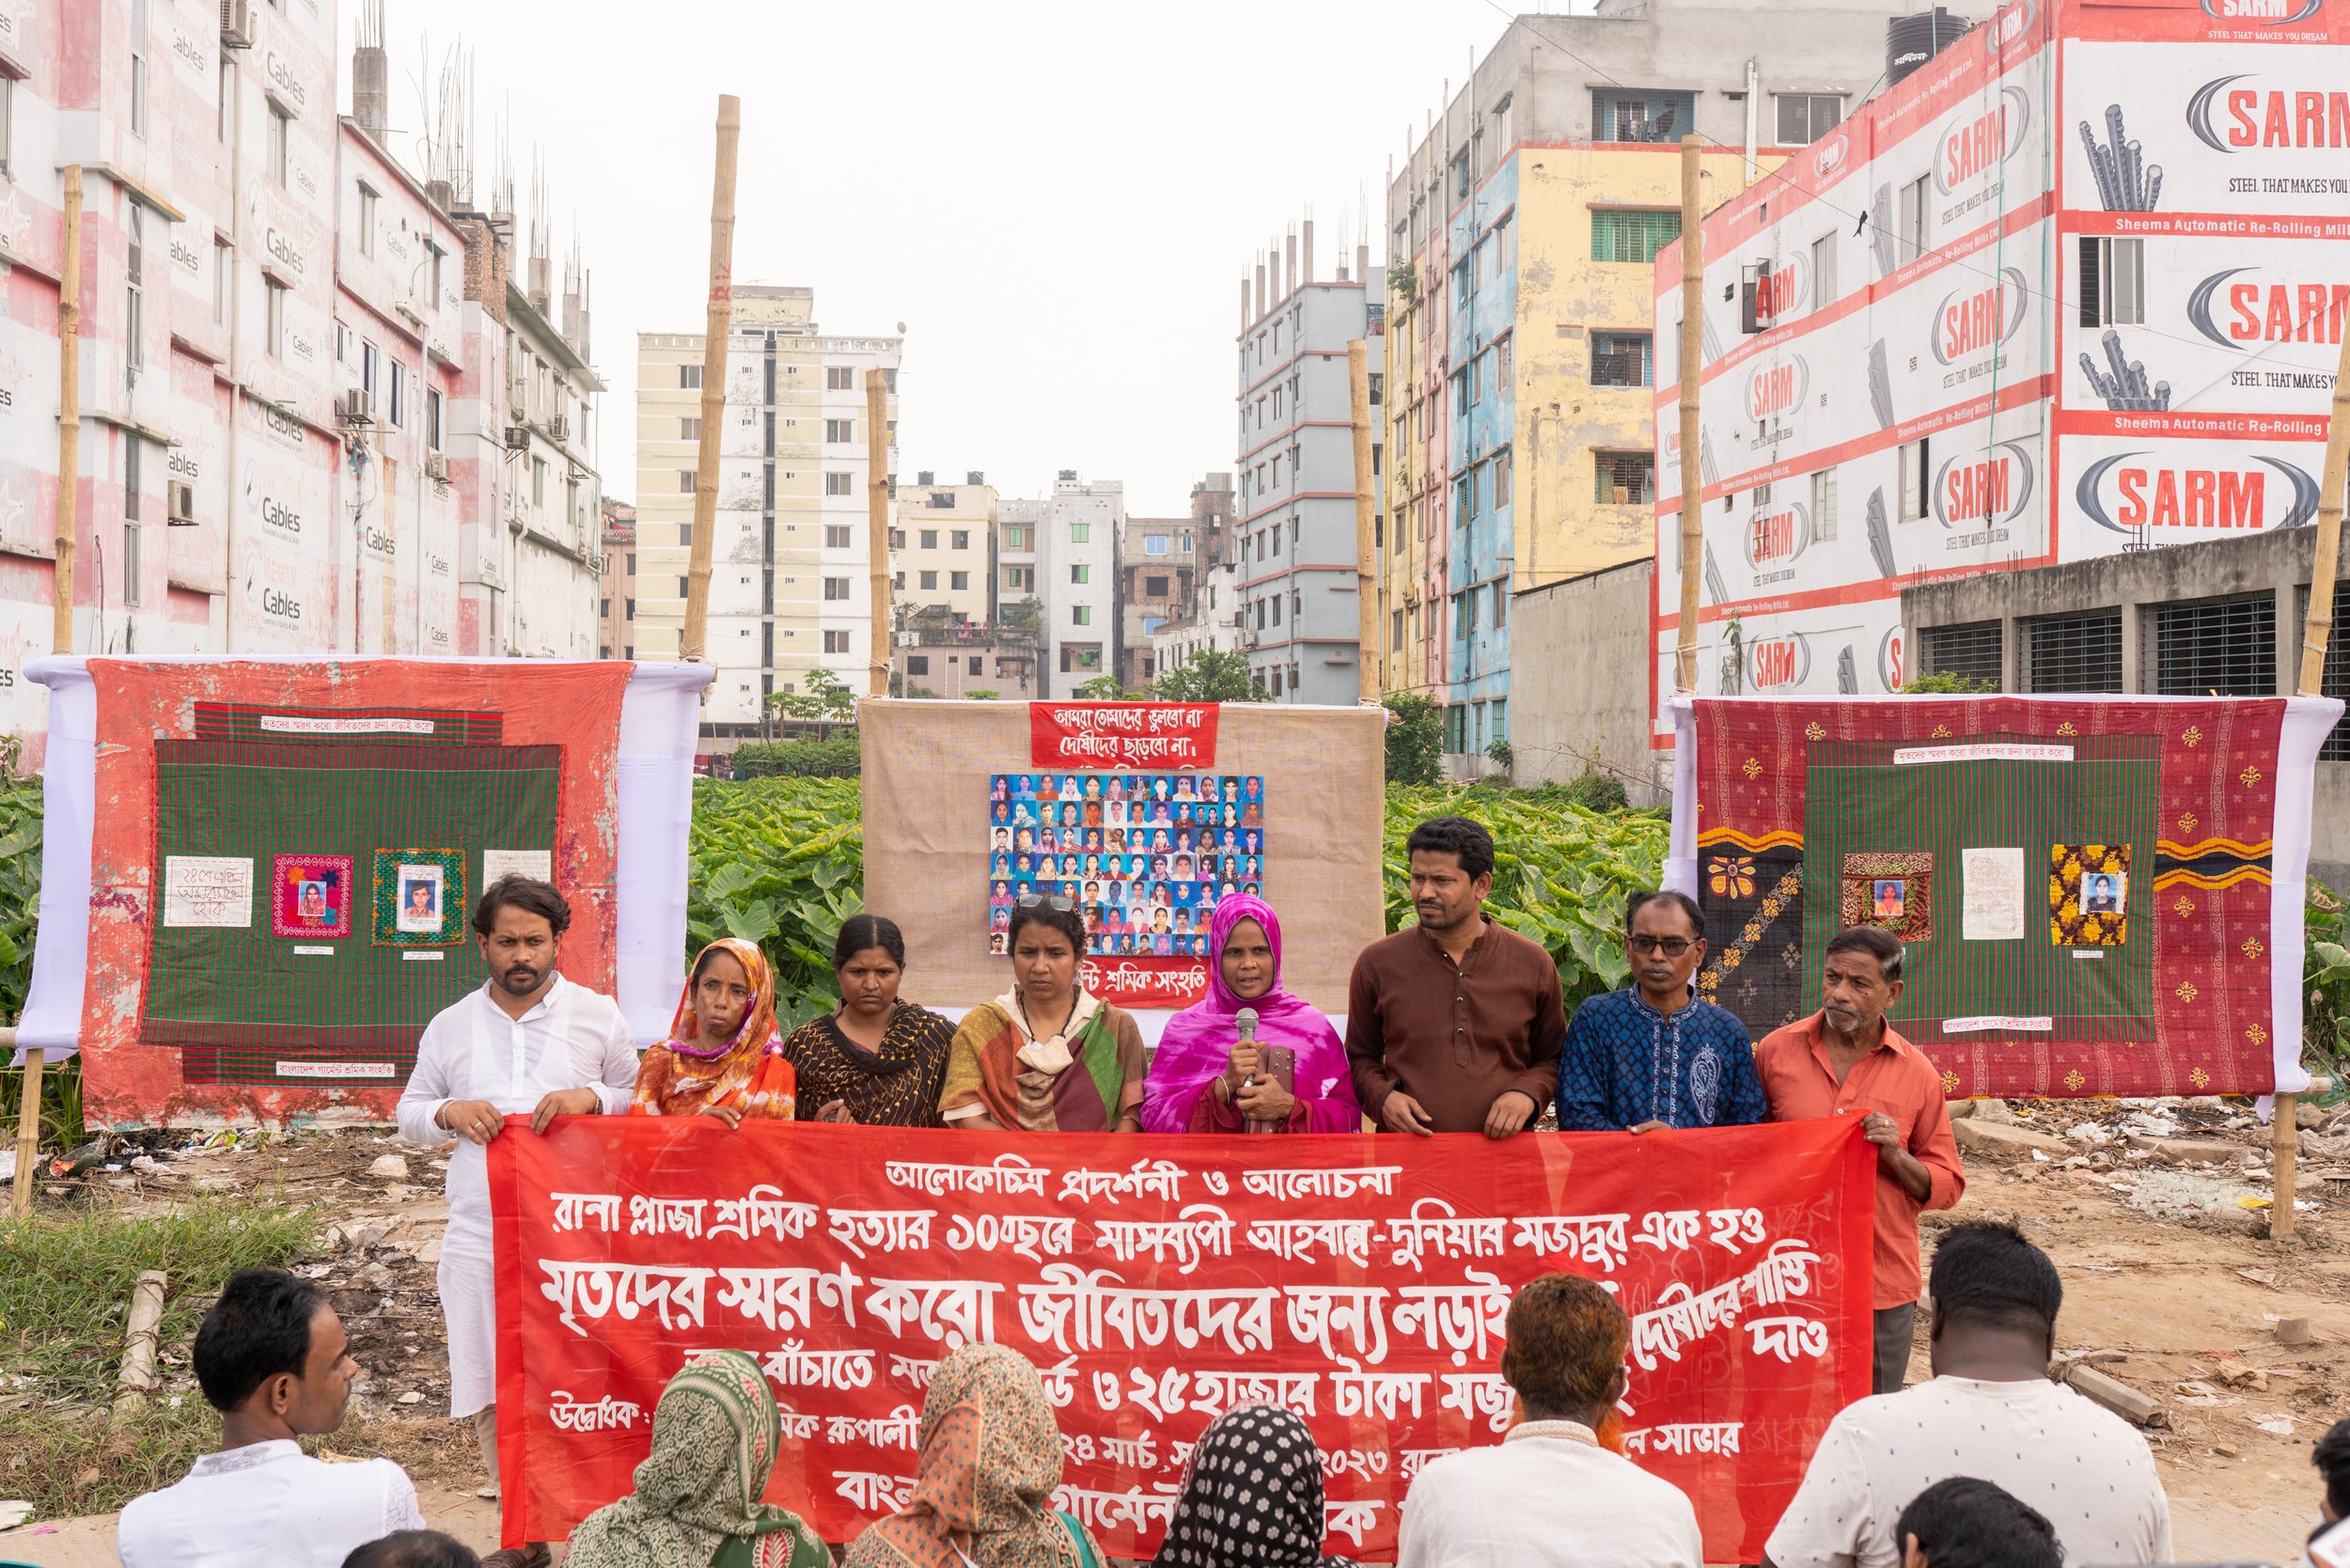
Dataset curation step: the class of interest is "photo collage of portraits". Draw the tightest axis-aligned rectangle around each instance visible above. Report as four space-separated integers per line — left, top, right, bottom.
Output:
988 772 1267 957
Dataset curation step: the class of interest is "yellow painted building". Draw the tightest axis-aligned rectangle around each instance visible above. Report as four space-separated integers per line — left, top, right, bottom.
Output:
1376 4 1887 761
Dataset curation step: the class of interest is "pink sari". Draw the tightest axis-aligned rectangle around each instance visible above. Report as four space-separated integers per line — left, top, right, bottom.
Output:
1140 893 1362 1134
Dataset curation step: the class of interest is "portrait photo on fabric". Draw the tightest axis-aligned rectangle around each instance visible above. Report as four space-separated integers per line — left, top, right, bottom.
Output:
397 868 445 933
987 772 1266 955
271 853 353 939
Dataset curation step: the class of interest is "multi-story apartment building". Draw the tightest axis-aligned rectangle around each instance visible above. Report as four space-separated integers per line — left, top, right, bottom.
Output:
1150 476 1239 681
0 4 600 761
1235 225 1380 703
1380 1 1907 764
335 113 465 657
633 286 901 745
599 498 635 659
894 471 995 624
1001 474 1122 698
500 252 603 658
1117 514 1194 688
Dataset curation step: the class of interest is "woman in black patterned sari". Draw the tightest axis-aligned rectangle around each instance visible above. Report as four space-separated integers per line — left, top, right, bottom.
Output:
777 916 955 1126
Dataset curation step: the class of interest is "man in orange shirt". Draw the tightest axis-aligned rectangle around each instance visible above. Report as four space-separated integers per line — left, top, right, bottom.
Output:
1755 924 1965 1395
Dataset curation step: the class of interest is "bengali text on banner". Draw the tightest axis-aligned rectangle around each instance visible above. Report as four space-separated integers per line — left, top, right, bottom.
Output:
491 1118 1874 1560
1027 702 1219 769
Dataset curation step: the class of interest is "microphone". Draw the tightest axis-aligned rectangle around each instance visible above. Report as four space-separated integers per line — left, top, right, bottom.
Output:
1235 1008 1270 1135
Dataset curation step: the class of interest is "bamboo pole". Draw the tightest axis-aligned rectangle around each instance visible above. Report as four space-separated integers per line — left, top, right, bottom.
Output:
2275 321 2350 1242
1673 136 1703 692
111 1271 168 1420
19 169 84 1217
1349 339 1378 702
680 98 739 665
865 370 890 697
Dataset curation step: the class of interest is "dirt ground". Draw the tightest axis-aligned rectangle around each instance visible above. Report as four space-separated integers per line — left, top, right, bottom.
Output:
5 1099 2347 1566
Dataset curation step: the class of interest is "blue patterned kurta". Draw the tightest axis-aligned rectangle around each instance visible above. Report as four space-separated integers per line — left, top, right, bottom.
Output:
1555 988 1768 1130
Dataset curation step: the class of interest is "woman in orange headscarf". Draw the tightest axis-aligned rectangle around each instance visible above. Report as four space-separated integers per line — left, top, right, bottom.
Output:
632 938 796 1124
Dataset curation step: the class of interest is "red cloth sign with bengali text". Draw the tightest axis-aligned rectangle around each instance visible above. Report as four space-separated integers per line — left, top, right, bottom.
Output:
1029 703 1219 769
492 1120 1873 1560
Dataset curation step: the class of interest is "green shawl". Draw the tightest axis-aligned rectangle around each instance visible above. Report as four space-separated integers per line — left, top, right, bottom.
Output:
566 1351 828 1568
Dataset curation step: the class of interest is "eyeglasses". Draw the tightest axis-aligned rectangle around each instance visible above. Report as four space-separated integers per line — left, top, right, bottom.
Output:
1015 894 1076 913
1626 934 1697 956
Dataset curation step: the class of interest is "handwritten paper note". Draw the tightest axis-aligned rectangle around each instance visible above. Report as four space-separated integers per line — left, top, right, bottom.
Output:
1961 847 2025 941
163 856 255 928
484 849 553 884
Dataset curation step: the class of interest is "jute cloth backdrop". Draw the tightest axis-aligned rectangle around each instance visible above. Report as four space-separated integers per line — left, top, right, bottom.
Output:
861 699 1385 1016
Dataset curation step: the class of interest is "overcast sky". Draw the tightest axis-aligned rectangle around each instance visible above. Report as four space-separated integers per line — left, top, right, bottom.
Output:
341 0 1576 516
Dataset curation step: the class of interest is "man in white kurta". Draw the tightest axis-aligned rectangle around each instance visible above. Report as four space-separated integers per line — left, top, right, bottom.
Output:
396 876 637 1509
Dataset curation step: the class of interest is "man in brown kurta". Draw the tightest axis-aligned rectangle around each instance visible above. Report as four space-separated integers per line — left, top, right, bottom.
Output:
1346 815 1567 1137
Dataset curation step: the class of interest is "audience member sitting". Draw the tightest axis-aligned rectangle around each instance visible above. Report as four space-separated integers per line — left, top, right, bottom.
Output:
565 1350 827 1568
344 1532 481 1568
1764 1220 2171 1568
117 1268 425 1568
1151 1403 1363 1567
844 1341 1108 1567
2305 1417 2350 1568
1891 1479 2060 1568
1396 1273 1702 1567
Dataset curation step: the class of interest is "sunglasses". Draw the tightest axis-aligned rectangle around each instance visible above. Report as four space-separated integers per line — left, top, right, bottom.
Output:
1015 893 1076 913
1626 935 1698 956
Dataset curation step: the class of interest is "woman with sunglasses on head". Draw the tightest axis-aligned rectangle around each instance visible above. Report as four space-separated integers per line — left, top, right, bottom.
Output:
941 894 1146 1132
1555 889 1766 1133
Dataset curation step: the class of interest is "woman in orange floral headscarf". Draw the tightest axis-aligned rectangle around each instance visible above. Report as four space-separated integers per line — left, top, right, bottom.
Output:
632 938 796 1124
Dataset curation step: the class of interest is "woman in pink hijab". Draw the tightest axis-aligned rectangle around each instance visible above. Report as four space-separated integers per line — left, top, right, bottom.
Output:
1142 892 1362 1134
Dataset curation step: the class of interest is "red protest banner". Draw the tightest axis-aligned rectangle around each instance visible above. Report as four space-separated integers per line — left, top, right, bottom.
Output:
491 1121 1872 1560
1028 702 1219 769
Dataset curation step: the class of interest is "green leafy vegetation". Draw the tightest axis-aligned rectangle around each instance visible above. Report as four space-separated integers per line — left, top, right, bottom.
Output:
2305 880 2350 1080
1152 650 1262 703
1900 671 1998 695
687 777 866 1027
728 738 862 778
1382 693 1444 785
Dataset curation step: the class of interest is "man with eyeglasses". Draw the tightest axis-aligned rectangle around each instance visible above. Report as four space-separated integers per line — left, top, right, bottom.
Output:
1556 890 1765 1134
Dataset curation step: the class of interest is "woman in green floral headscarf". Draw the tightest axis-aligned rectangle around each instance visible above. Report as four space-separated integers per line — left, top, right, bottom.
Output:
566 1351 829 1568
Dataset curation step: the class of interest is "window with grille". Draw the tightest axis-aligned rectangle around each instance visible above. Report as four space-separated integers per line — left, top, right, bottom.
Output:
1590 331 1653 387
1922 620 2003 686
1594 451 1655 505
1593 89 1696 142
1775 94 1844 144
824 419 853 443
2078 237 2145 327
824 472 853 496
1591 210 1684 265
2149 593 2275 697
825 525 851 549
2026 611 2123 693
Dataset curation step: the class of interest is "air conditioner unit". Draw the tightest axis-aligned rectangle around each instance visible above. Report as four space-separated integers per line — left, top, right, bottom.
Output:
547 415 571 443
339 387 373 425
503 425 531 452
167 481 196 525
425 452 451 483
220 0 254 48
